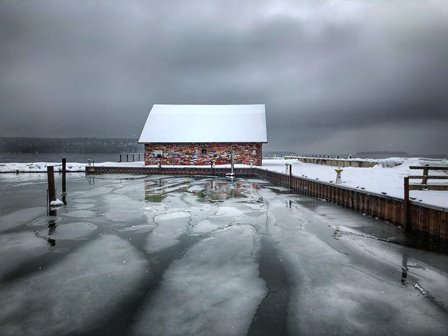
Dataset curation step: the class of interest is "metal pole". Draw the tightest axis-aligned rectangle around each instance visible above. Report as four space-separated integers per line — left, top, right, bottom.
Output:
230 150 234 175
47 166 56 206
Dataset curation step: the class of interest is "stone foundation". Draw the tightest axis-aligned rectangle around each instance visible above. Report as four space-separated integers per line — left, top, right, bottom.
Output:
144 143 262 166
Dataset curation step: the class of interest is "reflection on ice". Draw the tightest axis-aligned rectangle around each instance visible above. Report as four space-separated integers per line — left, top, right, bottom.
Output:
0 235 148 336
132 226 266 336
36 222 97 240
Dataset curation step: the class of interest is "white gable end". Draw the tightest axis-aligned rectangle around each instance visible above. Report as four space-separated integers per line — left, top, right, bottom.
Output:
138 104 267 143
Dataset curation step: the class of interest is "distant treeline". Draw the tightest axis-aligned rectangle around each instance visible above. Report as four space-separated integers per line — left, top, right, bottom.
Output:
0 137 143 154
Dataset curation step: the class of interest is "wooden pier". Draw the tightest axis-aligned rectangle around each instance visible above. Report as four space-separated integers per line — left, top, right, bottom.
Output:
284 156 378 167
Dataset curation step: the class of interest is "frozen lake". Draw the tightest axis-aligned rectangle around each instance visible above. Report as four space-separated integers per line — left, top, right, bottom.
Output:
0 173 447 336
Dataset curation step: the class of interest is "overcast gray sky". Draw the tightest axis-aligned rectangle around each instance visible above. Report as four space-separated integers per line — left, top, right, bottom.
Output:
1 0 447 154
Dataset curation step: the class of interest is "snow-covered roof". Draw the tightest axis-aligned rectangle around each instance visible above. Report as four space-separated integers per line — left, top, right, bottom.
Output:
138 104 267 143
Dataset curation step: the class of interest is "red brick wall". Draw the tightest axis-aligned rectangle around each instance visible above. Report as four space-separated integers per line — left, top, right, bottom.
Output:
144 143 262 166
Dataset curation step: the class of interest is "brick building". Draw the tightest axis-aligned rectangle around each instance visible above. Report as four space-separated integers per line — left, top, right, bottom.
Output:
138 104 267 166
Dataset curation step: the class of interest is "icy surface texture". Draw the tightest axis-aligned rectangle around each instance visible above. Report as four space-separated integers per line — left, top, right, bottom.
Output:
258 187 448 336
0 235 148 336
1 174 447 336
132 225 266 336
0 232 48 279
145 210 191 253
36 221 97 240
0 207 46 232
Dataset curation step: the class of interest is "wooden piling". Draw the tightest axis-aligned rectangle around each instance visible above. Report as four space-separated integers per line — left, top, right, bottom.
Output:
62 158 67 205
62 158 66 193
422 165 429 185
404 177 410 232
47 166 56 205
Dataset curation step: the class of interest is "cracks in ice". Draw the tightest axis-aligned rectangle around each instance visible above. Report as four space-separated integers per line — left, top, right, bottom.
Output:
413 282 447 313
345 265 403 288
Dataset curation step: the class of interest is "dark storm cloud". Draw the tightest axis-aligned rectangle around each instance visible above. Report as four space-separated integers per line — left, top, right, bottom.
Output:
1 0 447 154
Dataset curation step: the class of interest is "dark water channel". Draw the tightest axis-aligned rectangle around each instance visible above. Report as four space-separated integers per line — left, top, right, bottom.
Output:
0 174 447 336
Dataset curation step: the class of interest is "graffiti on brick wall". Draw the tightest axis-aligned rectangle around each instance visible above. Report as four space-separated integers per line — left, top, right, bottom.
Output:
144 143 262 166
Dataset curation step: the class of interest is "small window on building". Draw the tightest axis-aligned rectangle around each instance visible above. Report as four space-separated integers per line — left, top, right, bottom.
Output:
201 145 207 155
153 150 163 158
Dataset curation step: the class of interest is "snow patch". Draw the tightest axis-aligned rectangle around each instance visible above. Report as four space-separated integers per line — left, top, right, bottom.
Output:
49 199 64 207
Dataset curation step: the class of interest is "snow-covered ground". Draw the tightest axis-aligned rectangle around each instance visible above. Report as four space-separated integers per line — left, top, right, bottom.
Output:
1 157 447 207
261 158 448 208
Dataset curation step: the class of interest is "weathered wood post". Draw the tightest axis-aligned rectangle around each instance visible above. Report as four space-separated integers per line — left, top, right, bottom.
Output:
62 158 66 193
422 164 429 185
403 177 410 232
47 166 57 216
285 163 292 189
62 158 67 205
47 166 56 205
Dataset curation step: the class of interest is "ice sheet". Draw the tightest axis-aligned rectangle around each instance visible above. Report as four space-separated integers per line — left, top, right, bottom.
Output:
0 207 46 232
259 187 448 335
63 210 97 218
0 232 48 279
132 225 266 336
103 193 146 223
192 219 221 233
0 235 148 336
145 210 191 253
36 222 97 240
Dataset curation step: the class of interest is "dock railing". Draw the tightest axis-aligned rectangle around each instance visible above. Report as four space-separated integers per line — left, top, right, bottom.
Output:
407 165 448 189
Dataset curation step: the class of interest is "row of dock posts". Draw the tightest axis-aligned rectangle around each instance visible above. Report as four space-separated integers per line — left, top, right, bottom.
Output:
46 158 67 216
